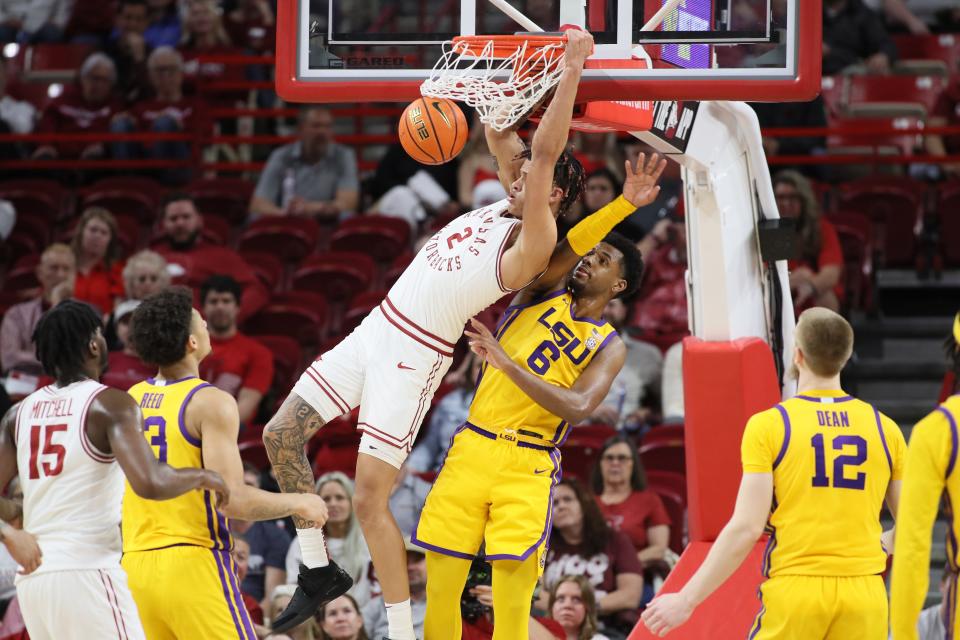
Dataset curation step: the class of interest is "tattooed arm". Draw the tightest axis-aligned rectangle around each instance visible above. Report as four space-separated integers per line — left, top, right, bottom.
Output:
193 386 328 524
262 393 329 529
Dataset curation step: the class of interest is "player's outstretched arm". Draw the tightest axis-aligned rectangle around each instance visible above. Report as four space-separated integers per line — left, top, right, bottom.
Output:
192 386 328 524
641 473 772 637
499 29 593 291
518 153 667 303
485 125 526 193
465 318 625 424
91 388 230 506
0 406 22 522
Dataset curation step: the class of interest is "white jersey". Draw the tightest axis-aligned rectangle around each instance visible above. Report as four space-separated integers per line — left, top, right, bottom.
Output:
382 199 520 351
14 379 124 576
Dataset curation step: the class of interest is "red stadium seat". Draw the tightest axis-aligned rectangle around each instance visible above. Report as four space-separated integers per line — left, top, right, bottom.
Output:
646 470 686 500
186 177 254 226
236 218 320 263
826 113 926 160
559 437 603 481
383 250 414 289
330 215 411 263
0 179 71 222
568 423 617 449
200 214 231 246
892 34 960 69
3 265 40 295
22 43 96 81
819 76 845 119
835 176 925 268
649 486 686 554
641 423 685 448
639 439 686 475
936 181 960 267
243 292 328 350
79 177 162 225
342 290 387 334
292 252 376 302
846 74 946 115
253 334 304 395
828 210 875 312
241 251 286 290
238 440 270 471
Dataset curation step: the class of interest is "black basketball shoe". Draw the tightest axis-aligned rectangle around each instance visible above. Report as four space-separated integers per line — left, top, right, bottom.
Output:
270 561 354 633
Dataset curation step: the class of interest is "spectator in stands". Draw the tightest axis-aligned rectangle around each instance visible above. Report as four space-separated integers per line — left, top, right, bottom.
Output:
105 0 151 103
232 464 292 609
822 0 898 75
463 577 566 640
250 106 360 219
0 243 74 374
144 0 180 48
587 299 661 431
361 538 426 639
406 353 481 473
389 467 431 537
0 59 36 161
70 206 124 315
861 0 932 33
591 434 671 603
573 132 624 178
232 534 266 627
319 595 370 640
121 249 169 300
225 0 275 54
773 170 844 313
32 53 123 161
927 70 960 178
153 192 269 320
178 0 244 95
539 479 644 636
271 584 322 640
548 575 610 640
198 274 273 426
750 97 829 178
102 299 153 390
0 0 70 44
286 472 374 607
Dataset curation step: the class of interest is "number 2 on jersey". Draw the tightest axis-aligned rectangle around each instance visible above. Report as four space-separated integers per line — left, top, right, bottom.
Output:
28 424 68 479
144 416 168 463
811 433 867 490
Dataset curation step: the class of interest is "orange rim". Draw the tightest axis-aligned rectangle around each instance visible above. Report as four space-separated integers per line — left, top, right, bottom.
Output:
451 34 567 60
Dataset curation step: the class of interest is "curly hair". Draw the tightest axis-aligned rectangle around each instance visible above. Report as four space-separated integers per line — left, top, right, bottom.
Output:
550 478 610 557
129 287 195 367
602 232 644 301
520 147 586 218
32 300 103 380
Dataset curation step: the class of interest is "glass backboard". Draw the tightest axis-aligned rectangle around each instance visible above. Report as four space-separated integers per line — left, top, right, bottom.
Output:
275 0 821 103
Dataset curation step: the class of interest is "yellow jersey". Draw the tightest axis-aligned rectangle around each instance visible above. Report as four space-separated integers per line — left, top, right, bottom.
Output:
741 389 906 577
468 290 618 444
122 376 231 552
890 394 960 640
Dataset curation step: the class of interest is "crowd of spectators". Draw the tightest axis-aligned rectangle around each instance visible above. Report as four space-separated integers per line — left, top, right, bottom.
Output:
0 0 958 637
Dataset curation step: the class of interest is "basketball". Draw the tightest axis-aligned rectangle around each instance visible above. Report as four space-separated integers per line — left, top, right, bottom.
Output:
398 97 468 165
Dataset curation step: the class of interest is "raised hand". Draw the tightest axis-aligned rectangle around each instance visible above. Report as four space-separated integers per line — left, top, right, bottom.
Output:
464 318 513 371
563 28 594 67
623 152 667 208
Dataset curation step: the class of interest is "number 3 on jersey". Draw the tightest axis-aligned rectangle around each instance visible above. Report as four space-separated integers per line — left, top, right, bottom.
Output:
144 416 168 463
811 433 867 490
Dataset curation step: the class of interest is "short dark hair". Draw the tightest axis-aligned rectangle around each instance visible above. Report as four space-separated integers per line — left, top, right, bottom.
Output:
520 148 586 217
586 168 618 190
32 300 103 380
603 232 644 300
200 274 243 306
590 434 647 494
130 288 195 367
160 191 194 216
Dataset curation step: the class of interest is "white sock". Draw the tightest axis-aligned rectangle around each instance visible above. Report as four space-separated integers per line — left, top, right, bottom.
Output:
296 528 329 569
385 599 415 640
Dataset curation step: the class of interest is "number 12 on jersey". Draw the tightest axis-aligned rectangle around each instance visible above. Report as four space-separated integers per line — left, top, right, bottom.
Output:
811 434 867 490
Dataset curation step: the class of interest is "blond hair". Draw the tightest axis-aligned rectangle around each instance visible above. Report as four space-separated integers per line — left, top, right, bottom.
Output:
72 207 121 267
122 250 170 298
796 307 854 377
773 170 823 264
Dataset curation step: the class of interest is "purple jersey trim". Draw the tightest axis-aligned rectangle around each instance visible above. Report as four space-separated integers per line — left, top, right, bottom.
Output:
795 394 854 403
594 331 619 356
222 549 257 639
873 407 893 474
177 382 211 448
146 375 198 386
569 307 608 328
212 549 247 639
772 405 791 470
938 406 959 478
505 289 567 312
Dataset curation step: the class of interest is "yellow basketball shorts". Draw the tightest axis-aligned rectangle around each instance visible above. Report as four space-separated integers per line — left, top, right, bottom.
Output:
122 545 257 640
747 574 888 640
412 424 560 568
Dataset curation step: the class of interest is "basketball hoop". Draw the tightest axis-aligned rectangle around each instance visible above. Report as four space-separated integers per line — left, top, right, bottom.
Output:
420 34 567 132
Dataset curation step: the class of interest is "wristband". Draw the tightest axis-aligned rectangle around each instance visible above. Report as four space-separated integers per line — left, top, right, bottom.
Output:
567 195 636 256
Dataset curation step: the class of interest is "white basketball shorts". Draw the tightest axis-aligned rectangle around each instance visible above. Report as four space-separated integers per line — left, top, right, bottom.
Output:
292 306 454 468
17 568 146 640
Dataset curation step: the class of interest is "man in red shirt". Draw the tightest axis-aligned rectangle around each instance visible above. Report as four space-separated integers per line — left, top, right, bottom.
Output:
153 193 269 321
102 299 154 390
199 275 274 425
32 53 123 160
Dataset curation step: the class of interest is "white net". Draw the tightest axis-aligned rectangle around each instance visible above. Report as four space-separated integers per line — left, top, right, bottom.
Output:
420 38 566 132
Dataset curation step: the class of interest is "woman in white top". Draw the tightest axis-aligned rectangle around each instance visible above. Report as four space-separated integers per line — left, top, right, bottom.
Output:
286 472 373 606
549 575 611 640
